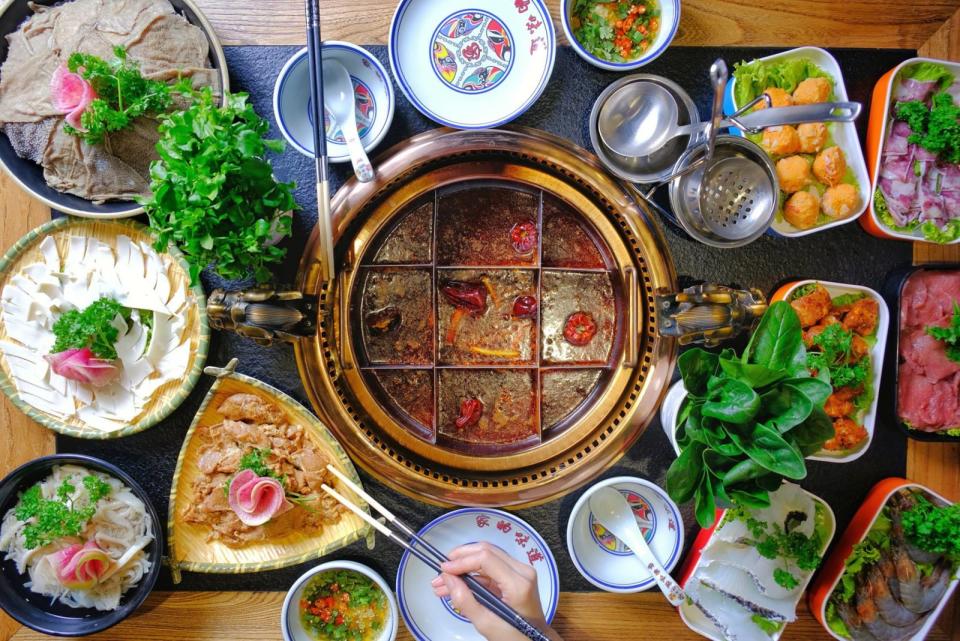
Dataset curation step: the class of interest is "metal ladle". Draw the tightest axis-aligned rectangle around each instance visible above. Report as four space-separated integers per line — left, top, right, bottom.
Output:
600 84 862 158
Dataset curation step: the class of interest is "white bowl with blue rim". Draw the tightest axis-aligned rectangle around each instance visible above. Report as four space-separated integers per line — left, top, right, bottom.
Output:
281 560 399 641
561 0 681 72
396 508 559 641
388 0 556 129
566 476 684 593
273 41 395 161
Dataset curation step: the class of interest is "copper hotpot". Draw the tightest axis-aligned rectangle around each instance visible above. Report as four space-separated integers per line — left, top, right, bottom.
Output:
209 127 764 508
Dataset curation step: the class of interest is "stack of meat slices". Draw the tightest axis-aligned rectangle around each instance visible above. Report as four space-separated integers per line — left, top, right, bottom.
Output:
897 270 960 433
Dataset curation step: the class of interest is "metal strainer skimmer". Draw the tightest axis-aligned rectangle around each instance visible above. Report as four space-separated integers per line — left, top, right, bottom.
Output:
668 135 778 248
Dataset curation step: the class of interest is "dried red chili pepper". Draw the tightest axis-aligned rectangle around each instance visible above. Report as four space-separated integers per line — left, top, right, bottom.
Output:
563 311 597 346
510 220 538 255
512 295 538 319
455 397 483 429
441 280 488 314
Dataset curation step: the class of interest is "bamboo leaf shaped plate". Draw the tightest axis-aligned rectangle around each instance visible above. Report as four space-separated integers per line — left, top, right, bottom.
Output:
168 360 372 581
0 216 209 438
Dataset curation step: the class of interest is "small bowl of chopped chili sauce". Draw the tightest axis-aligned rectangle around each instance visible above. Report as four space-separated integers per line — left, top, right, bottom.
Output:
561 0 681 71
282 561 398 641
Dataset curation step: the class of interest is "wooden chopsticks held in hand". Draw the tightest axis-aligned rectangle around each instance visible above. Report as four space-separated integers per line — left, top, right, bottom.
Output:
322 465 553 641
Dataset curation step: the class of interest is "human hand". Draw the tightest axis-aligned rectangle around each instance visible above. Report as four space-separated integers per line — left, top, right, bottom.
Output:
430 542 563 641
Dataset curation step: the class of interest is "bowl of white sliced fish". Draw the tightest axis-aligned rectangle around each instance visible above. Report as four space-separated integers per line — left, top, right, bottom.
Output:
678 482 836 641
0 217 209 438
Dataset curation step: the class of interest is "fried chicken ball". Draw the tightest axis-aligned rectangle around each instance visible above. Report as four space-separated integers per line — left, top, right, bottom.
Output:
761 125 801 156
793 77 832 104
813 146 847 186
797 122 828 154
783 190 820 229
776 156 812 193
821 183 859 219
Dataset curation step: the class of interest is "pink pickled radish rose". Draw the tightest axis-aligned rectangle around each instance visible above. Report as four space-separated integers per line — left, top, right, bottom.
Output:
47 541 112 590
50 65 97 130
228 468 293 526
44 348 119 387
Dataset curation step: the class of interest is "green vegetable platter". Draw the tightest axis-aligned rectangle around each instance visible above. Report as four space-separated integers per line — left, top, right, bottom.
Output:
664 301 836 528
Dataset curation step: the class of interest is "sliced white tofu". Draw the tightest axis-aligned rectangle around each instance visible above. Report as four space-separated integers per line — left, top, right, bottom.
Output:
38 236 59 270
77 406 127 432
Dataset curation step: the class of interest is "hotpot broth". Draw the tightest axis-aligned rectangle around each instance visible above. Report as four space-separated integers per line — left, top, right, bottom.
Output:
350 180 624 456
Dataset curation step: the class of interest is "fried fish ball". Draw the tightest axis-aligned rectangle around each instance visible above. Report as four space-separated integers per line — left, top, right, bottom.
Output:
776 156 812 193
813 146 847 186
821 183 859 219
757 87 794 109
793 77 832 104
783 190 820 229
797 122 828 153
761 125 801 156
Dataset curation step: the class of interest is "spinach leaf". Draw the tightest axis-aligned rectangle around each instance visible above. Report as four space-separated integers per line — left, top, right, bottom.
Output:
703 378 760 424
666 442 705 504
695 470 718 528
760 384 813 433
729 422 807 479
719 356 788 389
679 348 719 397
781 377 833 407
744 301 806 374
728 484 773 509
787 407 836 456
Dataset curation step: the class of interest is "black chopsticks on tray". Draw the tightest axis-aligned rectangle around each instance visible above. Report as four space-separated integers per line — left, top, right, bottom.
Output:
322 465 553 641
303 0 336 282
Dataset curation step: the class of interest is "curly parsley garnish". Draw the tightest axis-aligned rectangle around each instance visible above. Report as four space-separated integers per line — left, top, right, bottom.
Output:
901 493 960 561
65 46 182 146
807 324 869 389
926 302 960 364
51 297 130 360
13 475 112 550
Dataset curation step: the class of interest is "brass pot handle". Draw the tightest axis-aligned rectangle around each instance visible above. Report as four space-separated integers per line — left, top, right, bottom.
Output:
208 287 319 346
655 284 767 347
621 266 638 369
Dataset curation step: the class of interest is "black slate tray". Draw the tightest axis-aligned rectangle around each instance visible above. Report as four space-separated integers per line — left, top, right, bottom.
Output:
53 45 916 593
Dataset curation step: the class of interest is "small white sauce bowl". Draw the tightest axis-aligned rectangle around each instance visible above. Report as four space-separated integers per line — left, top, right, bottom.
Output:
567 476 684 593
273 41 395 161
282 560 399 641
561 0 681 71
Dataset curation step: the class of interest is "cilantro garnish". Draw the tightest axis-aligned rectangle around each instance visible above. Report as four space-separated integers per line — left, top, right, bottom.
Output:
901 493 960 561
51 297 130 360
13 475 112 550
65 46 181 146
730 506 823 591
926 302 960 364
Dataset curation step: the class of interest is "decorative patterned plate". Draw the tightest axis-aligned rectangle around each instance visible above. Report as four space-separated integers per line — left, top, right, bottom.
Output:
167 360 371 581
0 217 208 439
396 508 559 641
388 0 556 129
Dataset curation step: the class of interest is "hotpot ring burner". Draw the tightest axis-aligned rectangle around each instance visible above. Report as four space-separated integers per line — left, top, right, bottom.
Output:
295 128 678 508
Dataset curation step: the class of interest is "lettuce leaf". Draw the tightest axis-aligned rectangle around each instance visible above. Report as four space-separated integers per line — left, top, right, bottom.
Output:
733 57 832 108
901 62 955 88
825 602 852 639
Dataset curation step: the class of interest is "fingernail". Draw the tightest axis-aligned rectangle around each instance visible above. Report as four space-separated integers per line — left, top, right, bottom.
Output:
430 576 443 587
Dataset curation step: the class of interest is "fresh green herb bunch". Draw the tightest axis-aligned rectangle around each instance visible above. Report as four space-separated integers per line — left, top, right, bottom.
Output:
901 493 960 561
238 448 283 483
666 302 834 528
925 302 960 364
728 504 824 590
14 474 112 550
807 323 870 389
896 92 960 164
51 297 130 359
65 46 179 146
142 88 295 284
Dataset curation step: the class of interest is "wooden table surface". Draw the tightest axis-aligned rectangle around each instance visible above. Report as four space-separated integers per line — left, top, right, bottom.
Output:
2 1 960 640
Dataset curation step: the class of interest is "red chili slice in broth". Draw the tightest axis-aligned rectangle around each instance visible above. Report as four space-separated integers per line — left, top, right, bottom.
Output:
510 221 538 255
563 311 597 346
455 398 483 429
